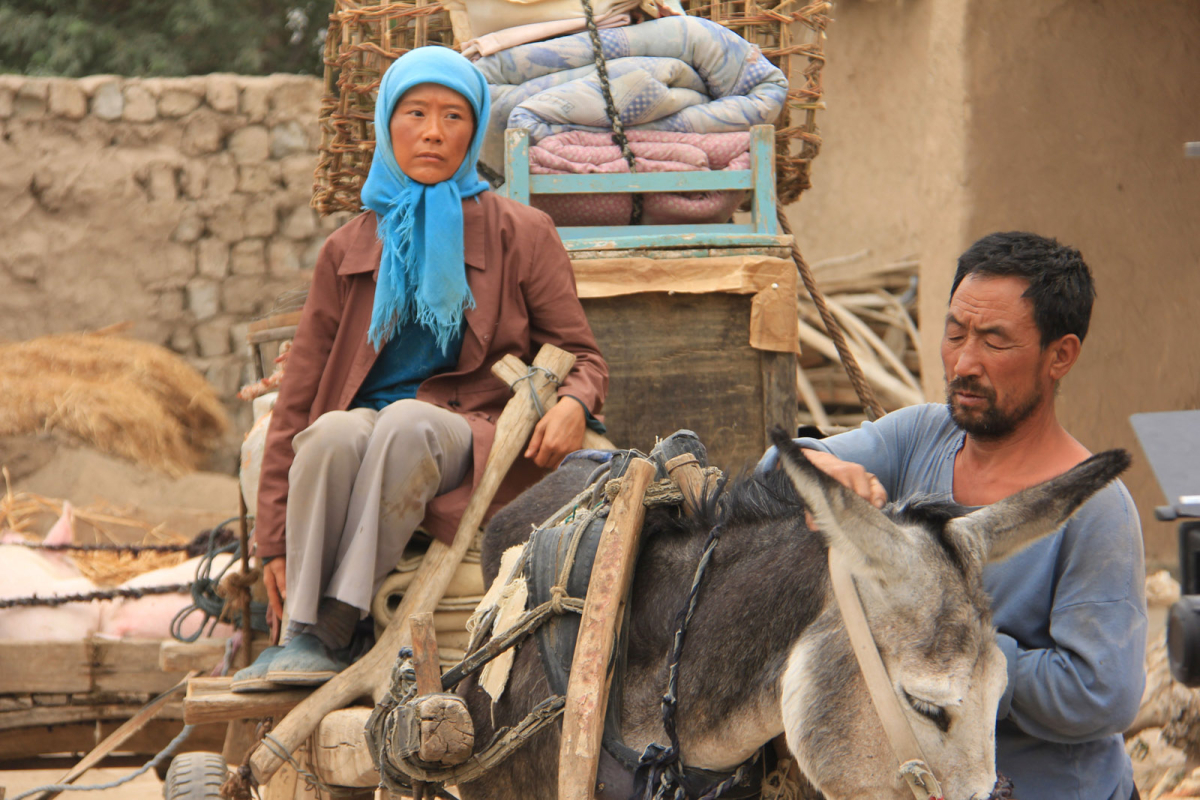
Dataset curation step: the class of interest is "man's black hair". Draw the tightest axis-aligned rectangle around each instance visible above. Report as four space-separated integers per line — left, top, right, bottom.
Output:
950 231 1095 346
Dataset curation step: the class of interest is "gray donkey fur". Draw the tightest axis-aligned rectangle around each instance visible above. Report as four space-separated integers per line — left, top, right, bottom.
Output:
456 435 1131 800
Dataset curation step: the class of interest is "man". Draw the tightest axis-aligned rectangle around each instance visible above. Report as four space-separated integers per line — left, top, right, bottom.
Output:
767 231 1146 799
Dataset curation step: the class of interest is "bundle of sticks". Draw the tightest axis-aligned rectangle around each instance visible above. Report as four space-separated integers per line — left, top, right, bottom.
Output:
798 251 923 428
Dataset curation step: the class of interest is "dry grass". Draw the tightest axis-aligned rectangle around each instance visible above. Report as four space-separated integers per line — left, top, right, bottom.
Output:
0 330 229 474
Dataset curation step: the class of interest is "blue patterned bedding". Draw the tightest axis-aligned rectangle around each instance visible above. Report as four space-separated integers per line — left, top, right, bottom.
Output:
473 16 788 173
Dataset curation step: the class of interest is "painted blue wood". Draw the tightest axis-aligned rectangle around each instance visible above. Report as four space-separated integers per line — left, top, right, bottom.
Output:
503 129 530 205
530 171 753 194
750 126 778 235
503 125 784 250
558 227 791 251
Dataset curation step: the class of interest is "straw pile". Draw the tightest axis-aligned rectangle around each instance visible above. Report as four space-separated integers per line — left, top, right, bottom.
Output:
0 329 229 474
797 252 923 428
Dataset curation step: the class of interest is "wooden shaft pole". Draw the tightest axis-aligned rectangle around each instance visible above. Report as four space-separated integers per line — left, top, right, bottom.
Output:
249 344 577 785
490 355 617 452
409 612 441 697
557 457 656 800
664 453 707 517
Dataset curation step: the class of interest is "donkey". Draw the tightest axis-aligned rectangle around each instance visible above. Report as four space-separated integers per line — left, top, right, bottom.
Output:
456 433 1130 800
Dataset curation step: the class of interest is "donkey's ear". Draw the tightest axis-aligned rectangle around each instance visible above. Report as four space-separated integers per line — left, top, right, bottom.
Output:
770 428 913 570
945 449 1131 563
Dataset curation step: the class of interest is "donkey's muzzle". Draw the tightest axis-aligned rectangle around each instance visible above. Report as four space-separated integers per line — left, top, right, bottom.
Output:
984 773 1015 799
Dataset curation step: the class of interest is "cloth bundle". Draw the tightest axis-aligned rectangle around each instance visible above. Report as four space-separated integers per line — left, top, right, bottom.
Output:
476 14 788 226
529 129 751 226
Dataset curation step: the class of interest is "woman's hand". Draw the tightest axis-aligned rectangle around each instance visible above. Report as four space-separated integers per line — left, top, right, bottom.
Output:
263 557 287 641
525 398 587 468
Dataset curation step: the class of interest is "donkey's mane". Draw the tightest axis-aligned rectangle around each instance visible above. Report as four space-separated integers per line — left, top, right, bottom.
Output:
695 469 979 578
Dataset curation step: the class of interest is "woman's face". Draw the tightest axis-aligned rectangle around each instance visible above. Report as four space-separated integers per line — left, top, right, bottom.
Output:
389 83 475 185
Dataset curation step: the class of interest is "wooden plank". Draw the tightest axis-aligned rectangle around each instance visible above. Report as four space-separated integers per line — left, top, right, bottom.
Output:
503 129 530 205
761 351 799 450
94 640 184 694
261 741 303 800
310 707 378 789
530 170 753 194
0 719 226 762
750 125 778 236
582 293 770 470
247 311 303 335
0 701 185 731
160 638 271 673
222 719 261 768
409 613 441 697
32 672 196 800
184 678 311 725
247 325 299 345
558 226 792 252
569 245 792 260
558 457 656 800
0 642 91 694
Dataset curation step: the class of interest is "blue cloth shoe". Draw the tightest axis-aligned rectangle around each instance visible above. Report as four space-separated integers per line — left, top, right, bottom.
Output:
265 633 350 686
230 646 284 693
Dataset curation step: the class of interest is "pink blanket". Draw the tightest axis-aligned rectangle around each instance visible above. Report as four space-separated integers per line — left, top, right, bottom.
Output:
528 130 750 227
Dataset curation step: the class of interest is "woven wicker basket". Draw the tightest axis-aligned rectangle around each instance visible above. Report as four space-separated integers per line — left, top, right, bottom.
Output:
311 0 829 215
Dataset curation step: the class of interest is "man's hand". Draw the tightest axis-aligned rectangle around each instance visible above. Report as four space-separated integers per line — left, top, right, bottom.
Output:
525 398 587 468
802 449 888 509
263 557 287 640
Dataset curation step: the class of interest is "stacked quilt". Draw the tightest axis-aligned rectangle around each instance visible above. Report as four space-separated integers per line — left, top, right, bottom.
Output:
529 130 751 226
473 15 788 225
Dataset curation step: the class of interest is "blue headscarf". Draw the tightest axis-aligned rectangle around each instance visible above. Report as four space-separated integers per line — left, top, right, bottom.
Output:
361 47 492 352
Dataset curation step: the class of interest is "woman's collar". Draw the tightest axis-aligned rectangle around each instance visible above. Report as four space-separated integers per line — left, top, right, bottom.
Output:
338 197 488 277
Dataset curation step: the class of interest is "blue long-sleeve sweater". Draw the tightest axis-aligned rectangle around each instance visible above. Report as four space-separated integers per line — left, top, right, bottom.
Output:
778 403 1147 800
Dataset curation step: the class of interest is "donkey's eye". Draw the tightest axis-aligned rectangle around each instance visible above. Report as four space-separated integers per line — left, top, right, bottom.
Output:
903 691 950 732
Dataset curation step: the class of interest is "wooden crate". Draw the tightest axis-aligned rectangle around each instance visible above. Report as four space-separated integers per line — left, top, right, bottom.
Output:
583 291 797 470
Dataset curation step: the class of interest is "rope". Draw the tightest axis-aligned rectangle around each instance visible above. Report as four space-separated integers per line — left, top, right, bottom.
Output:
169 522 268 643
776 208 886 421
508 365 562 419
579 0 643 225
604 471 723 508
0 583 193 609
259 733 365 798
9 724 195 800
637 519 727 800
9 541 194 554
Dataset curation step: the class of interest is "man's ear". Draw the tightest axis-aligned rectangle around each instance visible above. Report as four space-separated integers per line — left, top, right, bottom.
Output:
1046 334 1081 382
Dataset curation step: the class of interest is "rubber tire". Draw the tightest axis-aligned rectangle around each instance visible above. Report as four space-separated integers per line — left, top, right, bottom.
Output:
163 752 228 800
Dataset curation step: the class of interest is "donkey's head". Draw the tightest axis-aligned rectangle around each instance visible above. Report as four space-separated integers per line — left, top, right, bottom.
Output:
770 430 1129 800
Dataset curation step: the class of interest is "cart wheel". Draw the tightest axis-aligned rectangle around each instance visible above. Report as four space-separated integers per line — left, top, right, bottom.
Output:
163 752 228 800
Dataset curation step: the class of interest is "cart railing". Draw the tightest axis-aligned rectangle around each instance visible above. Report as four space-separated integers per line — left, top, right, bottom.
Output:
499 124 789 251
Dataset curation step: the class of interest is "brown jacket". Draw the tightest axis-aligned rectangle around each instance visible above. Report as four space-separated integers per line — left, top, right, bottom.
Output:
254 192 608 559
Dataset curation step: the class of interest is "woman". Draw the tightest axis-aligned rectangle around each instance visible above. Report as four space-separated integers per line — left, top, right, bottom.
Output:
233 47 607 691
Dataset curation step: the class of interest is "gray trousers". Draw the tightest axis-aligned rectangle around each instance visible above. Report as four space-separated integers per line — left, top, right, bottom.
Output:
284 399 472 625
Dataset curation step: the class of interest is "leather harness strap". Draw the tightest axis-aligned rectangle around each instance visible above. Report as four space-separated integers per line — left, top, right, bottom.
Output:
827 547 945 800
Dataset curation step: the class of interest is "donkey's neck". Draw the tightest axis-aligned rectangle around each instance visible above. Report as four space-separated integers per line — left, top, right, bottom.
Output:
617 503 832 770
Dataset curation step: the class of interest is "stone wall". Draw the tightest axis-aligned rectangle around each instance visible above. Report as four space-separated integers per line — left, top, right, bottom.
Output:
0 73 347 468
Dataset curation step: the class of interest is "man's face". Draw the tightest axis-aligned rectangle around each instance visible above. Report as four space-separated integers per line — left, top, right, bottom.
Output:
941 274 1052 439
389 83 474 185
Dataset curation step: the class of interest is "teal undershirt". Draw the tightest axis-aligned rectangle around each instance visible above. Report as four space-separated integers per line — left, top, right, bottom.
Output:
350 317 464 411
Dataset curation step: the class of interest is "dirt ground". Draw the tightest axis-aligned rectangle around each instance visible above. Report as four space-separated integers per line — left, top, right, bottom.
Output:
1 767 166 799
